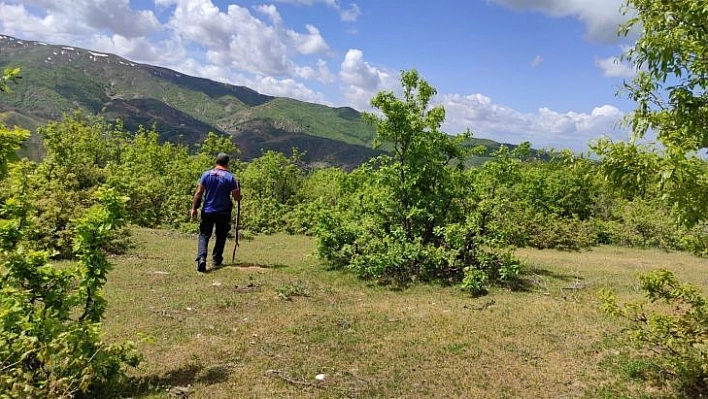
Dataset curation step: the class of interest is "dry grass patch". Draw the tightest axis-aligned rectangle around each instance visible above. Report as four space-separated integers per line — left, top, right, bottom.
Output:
102 229 707 398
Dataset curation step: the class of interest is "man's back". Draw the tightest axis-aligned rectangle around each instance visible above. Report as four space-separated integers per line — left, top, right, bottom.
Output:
200 168 237 213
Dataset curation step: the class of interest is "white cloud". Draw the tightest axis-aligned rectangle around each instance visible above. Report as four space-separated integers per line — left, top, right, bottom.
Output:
153 0 331 77
489 0 632 42
339 49 395 108
89 35 185 65
270 0 337 5
0 3 94 41
531 55 543 67
595 56 636 78
0 0 337 109
316 59 336 83
0 4 51 36
0 2 168 64
255 75 330 104
339 49 379 88
271 0 361 22
339 3 362 22
172 60 329 104
287 24 330 55
0 0 160 39
295 59 335 83
254 4 284 25
0 0 629 153
439 93 625 151
76 0 161 38
168 58 237 84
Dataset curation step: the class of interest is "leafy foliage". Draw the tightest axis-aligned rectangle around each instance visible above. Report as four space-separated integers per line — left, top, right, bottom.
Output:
0 37 384 167
11 113 127 256
0 187 141 398
594 0 708 228
0 87 141 398
314 70 523 292
0 122 29 179
104 126 213 229
0 67 21 93
595 2 708 397
601 269 708 396
239 150 304 234
284 167 346 235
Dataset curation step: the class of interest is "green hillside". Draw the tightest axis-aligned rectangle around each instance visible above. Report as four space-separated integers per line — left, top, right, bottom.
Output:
222 98 375 148
0 34 514 167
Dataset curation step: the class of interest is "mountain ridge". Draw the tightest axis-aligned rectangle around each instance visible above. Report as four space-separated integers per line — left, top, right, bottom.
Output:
0 34 512 167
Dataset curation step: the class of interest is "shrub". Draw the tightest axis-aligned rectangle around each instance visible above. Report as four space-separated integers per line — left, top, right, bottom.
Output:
526 215 597 250
0 188 141 397
239 151 303 234
313 70 524 293
601 269 708 396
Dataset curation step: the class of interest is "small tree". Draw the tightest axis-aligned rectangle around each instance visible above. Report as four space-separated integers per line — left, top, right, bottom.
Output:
0 81 140 397
598 0 708 394
239 150 304 233
601 270 708 396
1 186 141 397
363 69 471 243
594 0 708 227
0 124 29 178
316 70 522 292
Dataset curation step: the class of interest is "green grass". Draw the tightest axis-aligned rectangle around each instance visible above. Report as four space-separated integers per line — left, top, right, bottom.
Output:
103 228 708 398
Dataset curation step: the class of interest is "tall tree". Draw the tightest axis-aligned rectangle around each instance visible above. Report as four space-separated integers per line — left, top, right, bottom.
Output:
597 3 708 394
595 0 708 226
363 69 470 243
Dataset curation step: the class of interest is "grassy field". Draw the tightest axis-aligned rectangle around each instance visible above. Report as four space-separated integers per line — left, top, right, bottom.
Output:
103 228 707 398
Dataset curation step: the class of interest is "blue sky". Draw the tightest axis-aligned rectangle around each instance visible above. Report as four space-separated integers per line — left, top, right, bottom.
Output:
0 0 639 151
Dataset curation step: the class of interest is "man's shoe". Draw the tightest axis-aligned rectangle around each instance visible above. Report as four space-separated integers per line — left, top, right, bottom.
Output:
196 259 207 273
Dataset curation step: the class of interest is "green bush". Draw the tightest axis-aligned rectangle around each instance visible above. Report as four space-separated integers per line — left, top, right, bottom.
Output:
313 71 524 293
680 230 708 257
461 268 489 296
597 199 707 255
315 211 360 268
461 242 523 295
239 151 303 234
284 199 324 235
601 269 708 396
241 197 287 234
0 188 141 397
284 167 347 235
526 215 597 250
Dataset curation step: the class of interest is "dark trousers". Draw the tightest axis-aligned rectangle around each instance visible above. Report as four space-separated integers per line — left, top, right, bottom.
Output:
196 211 232 265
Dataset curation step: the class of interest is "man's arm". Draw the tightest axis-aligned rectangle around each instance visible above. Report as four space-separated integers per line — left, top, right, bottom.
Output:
231 180 242 202
190 184 205 220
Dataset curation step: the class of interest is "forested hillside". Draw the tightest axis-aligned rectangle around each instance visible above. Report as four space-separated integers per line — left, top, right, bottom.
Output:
0 34 381 167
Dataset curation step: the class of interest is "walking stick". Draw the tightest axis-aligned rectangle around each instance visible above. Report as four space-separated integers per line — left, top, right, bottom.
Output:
231 199 241 264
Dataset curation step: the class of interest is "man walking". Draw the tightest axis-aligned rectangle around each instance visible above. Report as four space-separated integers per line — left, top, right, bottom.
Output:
191 152 242 273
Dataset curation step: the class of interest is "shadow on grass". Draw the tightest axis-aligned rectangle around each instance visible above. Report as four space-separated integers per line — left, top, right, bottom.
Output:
526 267 582 282
507 267 585 293
372 266 584 294
119 362 232 398
205 262 287 273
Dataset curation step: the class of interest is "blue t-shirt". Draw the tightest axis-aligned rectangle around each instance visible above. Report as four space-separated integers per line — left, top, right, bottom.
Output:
199 168 239 213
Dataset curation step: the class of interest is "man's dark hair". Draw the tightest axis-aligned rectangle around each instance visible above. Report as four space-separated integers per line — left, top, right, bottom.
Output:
215 152 230 166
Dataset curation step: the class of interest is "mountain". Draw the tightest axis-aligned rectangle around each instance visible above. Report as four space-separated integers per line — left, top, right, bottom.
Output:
0 35 382 167
0 34 512 167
